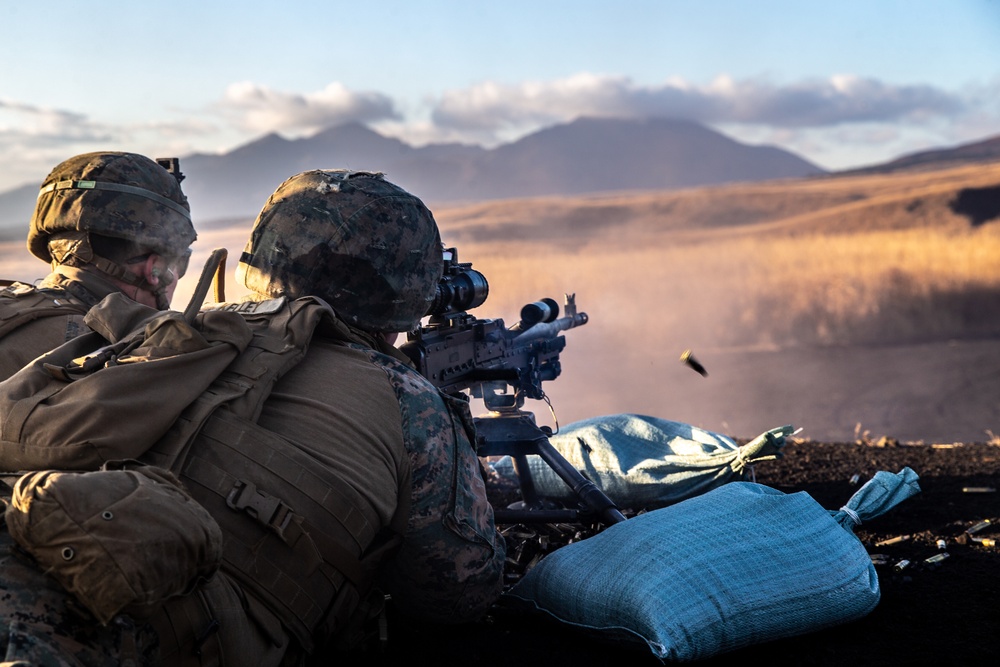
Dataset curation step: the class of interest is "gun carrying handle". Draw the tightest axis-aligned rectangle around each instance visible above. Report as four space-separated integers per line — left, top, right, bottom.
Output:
213 253 226 304
182 248 228 324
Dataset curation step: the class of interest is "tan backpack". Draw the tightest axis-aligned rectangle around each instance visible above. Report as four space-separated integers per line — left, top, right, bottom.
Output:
0 292 253 471
0 269 408 652
141 295 410 653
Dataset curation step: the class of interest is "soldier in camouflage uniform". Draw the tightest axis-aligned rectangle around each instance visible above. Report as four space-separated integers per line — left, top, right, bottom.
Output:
0 151 196 380
149 169 506 665
0 151 195 665
0 530 161 666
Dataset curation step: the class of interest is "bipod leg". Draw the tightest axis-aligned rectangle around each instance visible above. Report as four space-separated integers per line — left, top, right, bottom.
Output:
512 453 542 509
476 411 627 525
533 437 626 525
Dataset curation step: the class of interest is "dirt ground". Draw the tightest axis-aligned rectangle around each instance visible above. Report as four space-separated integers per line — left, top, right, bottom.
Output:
342 438 1000 666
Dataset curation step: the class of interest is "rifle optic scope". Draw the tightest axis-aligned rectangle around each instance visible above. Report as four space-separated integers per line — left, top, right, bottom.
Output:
427 247 489 316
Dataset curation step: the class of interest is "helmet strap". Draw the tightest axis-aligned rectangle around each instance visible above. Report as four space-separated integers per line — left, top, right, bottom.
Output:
48 232 172 309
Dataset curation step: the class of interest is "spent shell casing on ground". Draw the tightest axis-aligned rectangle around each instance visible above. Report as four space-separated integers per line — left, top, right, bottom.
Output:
936 539 947 550
962 487 996 493
924 553 950 566
893 559 911 572
876 534 912 546
965 519 993 535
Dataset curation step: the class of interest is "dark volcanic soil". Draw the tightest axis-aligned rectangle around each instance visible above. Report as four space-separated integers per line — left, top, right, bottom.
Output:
341 438 1000 666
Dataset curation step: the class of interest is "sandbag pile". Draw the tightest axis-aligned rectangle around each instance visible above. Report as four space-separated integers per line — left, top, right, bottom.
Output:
490 414 791 509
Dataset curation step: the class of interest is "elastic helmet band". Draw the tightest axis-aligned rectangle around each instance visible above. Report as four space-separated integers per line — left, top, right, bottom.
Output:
37 179 192 221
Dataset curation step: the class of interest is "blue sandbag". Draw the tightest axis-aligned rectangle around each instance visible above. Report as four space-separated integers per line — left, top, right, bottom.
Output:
504 468 921 662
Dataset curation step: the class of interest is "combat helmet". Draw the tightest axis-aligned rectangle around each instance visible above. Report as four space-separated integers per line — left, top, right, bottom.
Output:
27 152 195 310
237 170 443 332
28 151 195 265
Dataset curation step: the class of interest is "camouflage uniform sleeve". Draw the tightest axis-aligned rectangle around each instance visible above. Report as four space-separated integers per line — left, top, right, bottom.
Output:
0 528 160 666
371 353 506 623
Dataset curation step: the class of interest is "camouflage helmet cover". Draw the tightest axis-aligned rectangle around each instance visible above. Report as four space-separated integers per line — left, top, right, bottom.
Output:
237 170 443 332
28 151 195 263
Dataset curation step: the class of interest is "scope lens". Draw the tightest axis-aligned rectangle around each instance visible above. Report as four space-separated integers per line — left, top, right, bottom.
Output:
429 268 489 314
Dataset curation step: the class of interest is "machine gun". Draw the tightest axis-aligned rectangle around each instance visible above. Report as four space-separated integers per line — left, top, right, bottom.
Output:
400 248 626 526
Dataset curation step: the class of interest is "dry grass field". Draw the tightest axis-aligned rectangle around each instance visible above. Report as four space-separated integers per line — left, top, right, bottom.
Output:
430 162 1000 443
3 161 999 442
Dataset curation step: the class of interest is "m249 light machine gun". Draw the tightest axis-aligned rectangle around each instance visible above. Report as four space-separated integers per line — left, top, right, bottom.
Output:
400 248 626 526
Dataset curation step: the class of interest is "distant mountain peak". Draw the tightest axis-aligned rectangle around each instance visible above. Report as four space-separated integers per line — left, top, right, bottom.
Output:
307 121 410 151
311 120 380 139
229 131 291 156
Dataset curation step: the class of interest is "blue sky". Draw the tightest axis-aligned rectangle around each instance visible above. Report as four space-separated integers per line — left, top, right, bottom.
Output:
1 0 998 189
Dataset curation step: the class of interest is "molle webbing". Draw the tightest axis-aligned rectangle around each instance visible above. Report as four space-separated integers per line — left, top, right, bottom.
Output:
139 296 400 652
179 409 378 649
140 297 317 470
0 282 88 340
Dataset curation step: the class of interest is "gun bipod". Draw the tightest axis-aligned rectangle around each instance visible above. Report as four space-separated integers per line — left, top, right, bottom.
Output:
475 409 627 526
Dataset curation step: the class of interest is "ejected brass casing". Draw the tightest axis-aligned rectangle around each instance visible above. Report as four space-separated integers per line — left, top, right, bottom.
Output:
680 349 708 377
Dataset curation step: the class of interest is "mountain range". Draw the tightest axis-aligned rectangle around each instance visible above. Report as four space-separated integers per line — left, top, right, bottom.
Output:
2 117 999 234
2 117 820 233
175 117 829 221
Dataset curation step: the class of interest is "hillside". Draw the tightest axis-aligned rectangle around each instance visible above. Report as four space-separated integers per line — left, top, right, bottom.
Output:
428 161 1000 443
432 160 1000 245
842 133 1000 175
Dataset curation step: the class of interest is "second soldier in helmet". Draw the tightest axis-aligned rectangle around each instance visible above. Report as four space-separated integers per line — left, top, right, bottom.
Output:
0 151 195 380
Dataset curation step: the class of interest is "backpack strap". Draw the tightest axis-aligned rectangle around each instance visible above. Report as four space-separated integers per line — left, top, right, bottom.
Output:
139 296 334 470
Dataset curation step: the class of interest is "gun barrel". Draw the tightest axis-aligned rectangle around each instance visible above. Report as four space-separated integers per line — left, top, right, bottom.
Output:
512 311 588 345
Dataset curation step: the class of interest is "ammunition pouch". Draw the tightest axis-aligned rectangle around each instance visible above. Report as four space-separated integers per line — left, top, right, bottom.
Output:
4 463 223 625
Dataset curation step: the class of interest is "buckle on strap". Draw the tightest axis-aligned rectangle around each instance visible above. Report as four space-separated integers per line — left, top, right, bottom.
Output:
226 479 294 539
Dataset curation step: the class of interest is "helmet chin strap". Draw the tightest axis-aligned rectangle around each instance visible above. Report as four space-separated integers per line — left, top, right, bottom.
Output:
49 233 175 310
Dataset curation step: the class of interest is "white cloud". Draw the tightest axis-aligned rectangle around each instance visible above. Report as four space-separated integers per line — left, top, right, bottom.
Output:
214 82 401 135
0 100 233 187
0 99 113 145
429 73 968 141
0 100 121 186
